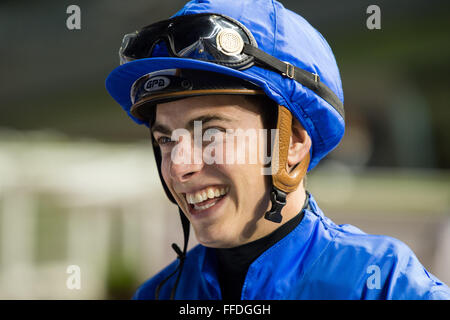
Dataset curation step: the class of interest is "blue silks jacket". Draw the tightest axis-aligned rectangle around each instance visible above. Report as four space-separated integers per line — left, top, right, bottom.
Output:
133 193 450 300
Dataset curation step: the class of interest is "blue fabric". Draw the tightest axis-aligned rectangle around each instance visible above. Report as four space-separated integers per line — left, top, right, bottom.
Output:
105 0 345 170
133 193 450 300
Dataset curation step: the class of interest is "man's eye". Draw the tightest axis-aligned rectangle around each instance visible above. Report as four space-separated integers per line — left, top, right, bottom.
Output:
156 136 173 146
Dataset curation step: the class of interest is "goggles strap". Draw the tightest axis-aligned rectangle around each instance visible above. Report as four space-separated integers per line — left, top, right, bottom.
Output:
243 44 344 119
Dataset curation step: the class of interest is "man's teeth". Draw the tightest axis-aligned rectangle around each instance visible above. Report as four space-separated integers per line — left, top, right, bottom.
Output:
193 201 218 211
186 186 229 205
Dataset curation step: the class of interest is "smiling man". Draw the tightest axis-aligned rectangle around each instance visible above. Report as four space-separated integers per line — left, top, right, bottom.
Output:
106 0 450 300
152 93 309 249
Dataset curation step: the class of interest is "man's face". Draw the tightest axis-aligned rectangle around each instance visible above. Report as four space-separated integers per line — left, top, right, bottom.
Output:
152 95 272 248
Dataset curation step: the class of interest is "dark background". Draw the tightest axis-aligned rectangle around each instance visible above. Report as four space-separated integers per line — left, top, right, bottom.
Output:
0 0 449 299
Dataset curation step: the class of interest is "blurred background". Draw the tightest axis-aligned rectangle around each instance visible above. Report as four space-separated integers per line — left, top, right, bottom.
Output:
0 0 449 299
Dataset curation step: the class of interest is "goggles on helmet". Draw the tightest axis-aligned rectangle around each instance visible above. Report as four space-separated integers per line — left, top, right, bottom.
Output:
120 12 344 119
120 13 256 70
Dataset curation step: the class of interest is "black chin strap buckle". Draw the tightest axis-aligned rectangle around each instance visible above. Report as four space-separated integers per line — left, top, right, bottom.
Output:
265 188 287 223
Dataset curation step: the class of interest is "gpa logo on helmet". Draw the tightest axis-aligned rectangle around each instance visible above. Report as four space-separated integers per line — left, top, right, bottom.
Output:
144 76 170 92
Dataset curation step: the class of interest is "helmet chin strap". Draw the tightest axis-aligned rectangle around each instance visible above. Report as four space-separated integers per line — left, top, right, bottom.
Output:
265 105 310 223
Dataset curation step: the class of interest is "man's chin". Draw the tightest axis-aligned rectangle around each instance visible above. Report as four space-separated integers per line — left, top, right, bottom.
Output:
193 226 237 249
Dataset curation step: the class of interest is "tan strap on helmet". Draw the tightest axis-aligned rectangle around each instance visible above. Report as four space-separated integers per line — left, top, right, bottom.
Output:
272 105 310 193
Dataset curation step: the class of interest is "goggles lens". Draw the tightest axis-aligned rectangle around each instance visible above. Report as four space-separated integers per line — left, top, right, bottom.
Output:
120 14 256 69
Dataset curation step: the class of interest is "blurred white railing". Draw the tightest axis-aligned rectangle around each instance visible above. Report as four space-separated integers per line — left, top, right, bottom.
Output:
0 134 448 298
0 136 187 299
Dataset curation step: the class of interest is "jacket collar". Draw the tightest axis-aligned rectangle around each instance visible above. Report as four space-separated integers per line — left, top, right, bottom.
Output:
198 193 332 299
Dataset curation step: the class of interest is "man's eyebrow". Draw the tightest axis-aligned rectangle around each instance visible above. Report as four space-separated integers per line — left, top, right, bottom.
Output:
151 114 235 135
186 114 234 131
151 123 172 136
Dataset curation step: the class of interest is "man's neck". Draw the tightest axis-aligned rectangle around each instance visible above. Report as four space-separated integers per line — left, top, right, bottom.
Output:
237 184 307 245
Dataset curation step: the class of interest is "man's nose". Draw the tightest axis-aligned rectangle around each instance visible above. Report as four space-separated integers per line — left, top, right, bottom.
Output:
169 135 203 183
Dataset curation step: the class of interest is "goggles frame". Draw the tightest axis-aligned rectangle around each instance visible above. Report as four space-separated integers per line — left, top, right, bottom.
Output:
119 13 344 120
120 13 257 70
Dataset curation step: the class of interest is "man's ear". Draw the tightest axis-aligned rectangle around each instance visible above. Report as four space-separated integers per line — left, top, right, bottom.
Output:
287 118 312 168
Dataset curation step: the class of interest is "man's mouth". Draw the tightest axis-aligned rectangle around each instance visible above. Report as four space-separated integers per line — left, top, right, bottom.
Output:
184 186 229 211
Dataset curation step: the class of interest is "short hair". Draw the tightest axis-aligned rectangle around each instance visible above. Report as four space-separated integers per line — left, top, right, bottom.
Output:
243 95 278 131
